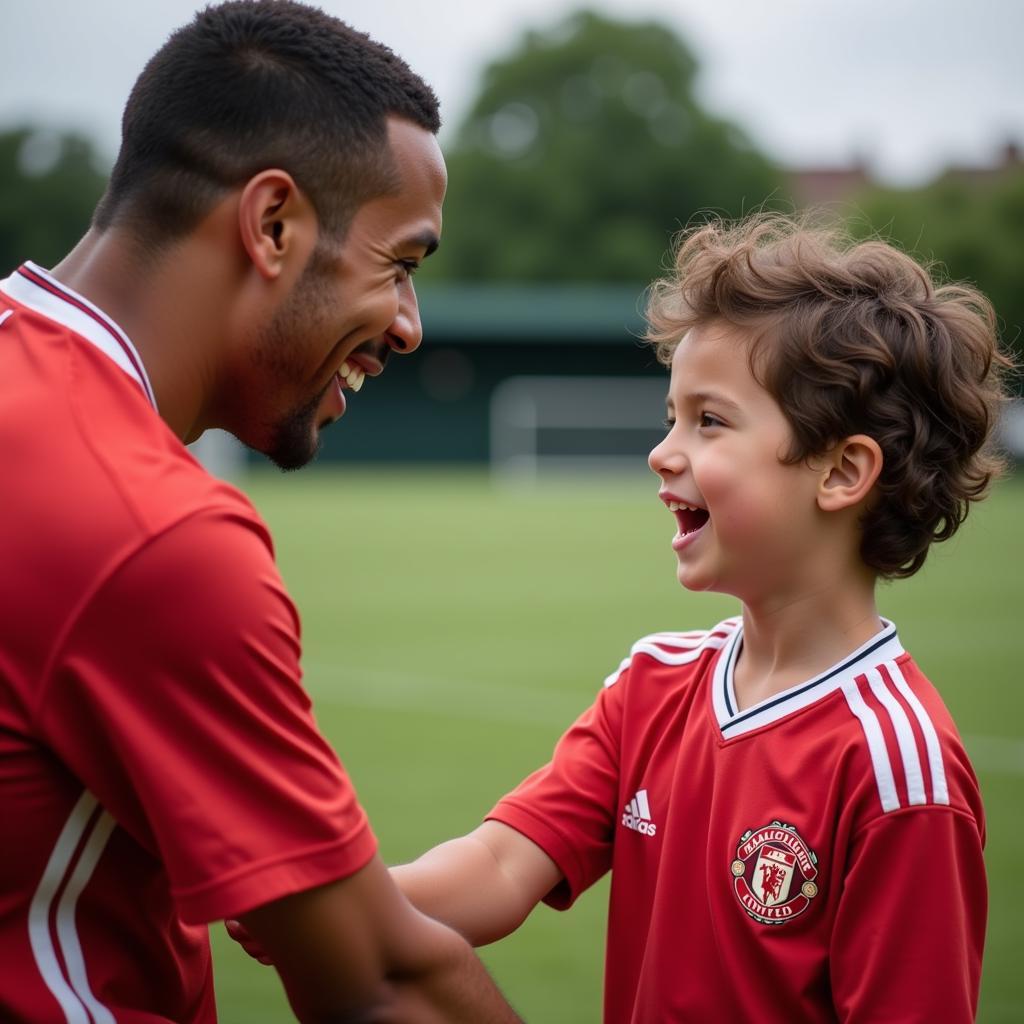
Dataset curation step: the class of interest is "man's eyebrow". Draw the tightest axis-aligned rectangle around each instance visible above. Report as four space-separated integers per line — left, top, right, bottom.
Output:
402 231 439 258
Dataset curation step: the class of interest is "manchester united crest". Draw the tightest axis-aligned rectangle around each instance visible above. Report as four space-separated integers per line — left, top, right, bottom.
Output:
731 821 819 925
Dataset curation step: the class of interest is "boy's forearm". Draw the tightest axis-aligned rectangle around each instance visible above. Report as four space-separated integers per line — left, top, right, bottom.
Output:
392 836 523 946
393 823 562 947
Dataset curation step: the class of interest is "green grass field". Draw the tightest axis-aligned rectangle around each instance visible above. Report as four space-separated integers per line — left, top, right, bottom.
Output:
209 467 1024 1022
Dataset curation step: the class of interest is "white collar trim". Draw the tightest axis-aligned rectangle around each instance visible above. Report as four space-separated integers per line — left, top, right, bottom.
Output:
0 261 157 409
713 619 904 738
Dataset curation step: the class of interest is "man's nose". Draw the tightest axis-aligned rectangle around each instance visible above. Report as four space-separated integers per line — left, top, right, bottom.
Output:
385 280 423 354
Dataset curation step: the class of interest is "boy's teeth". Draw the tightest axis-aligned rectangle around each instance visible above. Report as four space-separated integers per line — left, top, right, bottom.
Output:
668 501 700 512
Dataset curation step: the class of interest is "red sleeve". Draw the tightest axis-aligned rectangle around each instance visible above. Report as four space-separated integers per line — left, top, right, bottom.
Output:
830 806 986 1022
37 509 376 924
486 673 626 909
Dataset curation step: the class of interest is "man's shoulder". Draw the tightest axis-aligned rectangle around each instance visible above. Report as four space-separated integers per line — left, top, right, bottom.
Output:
121 441 266 546
73 409 269 565
1 286 265 547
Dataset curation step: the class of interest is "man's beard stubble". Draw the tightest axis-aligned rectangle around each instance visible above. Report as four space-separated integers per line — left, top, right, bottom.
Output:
252 247 338 472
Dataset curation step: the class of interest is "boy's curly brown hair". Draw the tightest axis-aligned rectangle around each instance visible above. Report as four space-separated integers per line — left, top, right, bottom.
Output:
645 213 1014 579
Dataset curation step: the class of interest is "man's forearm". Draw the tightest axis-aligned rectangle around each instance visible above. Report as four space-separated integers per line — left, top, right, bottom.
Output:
370 918 522 1024
239 856 522 1023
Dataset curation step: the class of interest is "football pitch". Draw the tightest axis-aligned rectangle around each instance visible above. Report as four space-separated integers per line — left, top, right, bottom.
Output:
209 467 1024 1022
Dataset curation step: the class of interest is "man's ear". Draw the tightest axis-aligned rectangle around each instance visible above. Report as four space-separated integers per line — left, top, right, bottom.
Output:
236 169 318 281
817 434 883 513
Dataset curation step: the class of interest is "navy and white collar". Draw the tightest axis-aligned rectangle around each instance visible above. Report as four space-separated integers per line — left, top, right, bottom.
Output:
0 261 157 409
713 618 904 739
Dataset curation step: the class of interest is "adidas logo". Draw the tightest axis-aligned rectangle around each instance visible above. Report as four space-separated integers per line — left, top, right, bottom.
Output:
622 788 657 837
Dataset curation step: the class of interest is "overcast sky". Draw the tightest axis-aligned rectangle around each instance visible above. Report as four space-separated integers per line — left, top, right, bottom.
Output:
2 0 1021 185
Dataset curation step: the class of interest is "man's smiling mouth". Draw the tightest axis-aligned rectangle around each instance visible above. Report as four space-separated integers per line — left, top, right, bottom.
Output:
337 360 365 391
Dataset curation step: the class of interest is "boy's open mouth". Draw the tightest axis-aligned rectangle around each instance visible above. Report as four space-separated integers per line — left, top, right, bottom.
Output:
668 500 710 536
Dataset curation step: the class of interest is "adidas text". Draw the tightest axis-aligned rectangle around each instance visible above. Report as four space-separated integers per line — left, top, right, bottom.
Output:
621 813 657 836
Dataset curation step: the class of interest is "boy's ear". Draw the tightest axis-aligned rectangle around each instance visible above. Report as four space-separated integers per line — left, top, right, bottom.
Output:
817 434 883 513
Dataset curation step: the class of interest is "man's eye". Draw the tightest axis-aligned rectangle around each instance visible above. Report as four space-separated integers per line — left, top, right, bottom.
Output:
396 259 420 280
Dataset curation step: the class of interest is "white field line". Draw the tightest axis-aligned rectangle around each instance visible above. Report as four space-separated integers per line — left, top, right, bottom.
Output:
303 660 587 729
304 661 1024 774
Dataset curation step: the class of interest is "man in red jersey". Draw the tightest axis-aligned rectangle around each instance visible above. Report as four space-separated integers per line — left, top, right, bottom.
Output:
0 2 519 1021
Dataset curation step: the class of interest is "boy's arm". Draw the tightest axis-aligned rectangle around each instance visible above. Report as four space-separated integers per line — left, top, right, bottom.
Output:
392 821 564 946
238 852 521 1022
830 808 986 1023
391 672 628 947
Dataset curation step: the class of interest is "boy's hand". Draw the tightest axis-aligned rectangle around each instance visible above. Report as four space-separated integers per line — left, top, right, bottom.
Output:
224 918 274 966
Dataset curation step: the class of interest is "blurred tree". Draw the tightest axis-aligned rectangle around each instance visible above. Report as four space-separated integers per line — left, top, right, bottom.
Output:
425 9 782 283
851 170 1024 366
0 127 109 276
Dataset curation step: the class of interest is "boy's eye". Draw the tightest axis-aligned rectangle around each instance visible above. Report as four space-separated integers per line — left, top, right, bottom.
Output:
699 412 724 429
663 417 676 429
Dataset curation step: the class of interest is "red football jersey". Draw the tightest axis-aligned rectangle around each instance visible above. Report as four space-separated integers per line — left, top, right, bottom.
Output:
0 263 376 1022
489 617 986 1023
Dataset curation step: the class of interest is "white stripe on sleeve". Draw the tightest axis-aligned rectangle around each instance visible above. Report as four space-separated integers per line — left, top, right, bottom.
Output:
887 660 950 805
842 678 901 813
56 811 118 1024
28 791 117 1024
865 666 927 805
28 792 99 1024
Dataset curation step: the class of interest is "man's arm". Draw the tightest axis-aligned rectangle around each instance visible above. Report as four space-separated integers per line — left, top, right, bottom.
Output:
391 821 563 947
239 853 521 1023
226 822 560 971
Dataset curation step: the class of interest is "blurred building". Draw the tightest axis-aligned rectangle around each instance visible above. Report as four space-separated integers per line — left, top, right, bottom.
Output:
939 140 1023 187
785 139 1023 206
310 284 666 475
786 160 873 207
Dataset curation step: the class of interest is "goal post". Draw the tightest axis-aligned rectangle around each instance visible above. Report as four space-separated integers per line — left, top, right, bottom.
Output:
490 375 666 485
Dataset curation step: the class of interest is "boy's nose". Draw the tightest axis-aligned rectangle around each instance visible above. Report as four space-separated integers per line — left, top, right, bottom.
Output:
649 436 681 477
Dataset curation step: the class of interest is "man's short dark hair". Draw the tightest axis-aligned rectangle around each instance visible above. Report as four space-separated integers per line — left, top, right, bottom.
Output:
93 0 440 245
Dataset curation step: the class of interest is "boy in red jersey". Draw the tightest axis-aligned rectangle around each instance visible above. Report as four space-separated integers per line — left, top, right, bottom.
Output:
383 216 1012 1021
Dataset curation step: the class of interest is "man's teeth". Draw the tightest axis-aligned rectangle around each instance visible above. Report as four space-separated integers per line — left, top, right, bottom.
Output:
339 361 365 392
667 501 702 512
